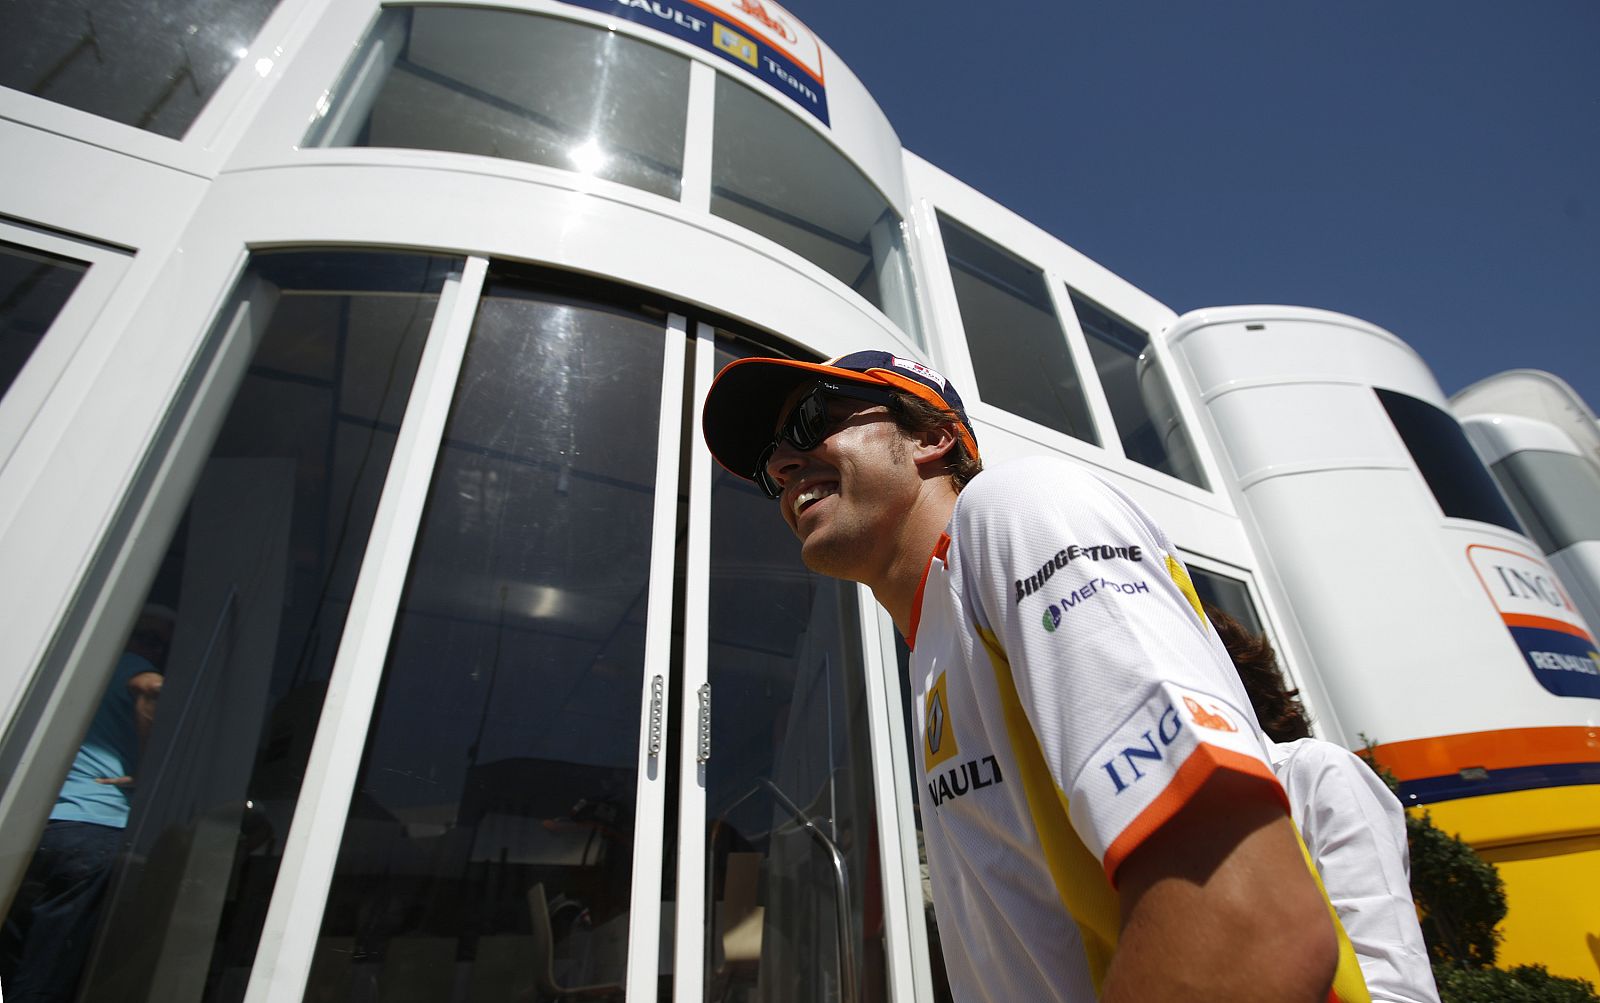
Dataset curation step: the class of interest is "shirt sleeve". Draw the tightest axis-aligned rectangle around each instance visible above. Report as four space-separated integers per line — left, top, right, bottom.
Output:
1282 742 1441 1003
954 457 1283 882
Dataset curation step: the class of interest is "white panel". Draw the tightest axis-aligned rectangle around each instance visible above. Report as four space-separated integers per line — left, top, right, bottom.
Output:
623 316 688 1000
1461 413 1581 464
672 322 716 1003
856 591 922 1003
0 223 131 502
1243 470 1599 743
1171 311 1442 406
0 119 207 249
1207 382 1411 487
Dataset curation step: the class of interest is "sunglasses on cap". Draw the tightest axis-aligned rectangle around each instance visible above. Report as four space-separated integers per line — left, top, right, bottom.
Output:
754 380 899 499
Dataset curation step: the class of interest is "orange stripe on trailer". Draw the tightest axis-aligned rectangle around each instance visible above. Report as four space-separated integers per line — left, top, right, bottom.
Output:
1368 726 1600 782
1501 612 1597 641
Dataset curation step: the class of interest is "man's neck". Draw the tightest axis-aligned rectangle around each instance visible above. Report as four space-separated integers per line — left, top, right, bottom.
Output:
870 484 958 639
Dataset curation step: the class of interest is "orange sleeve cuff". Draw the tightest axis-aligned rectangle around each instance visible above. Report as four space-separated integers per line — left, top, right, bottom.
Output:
1101 744 1286 886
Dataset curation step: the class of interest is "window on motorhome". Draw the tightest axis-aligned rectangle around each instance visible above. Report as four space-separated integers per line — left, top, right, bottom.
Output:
1375 388 1521 532
711 76 922 343
308 7 690 199
937 213 1098 445
1066 289 1208 488
1188 566 1265 637
1491 450 1600 553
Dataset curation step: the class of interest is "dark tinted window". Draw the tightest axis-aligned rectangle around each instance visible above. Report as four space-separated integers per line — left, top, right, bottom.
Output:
1067 289 1206 487
1188 566 1263 636
1375 388 1520 532
938 213 1096 444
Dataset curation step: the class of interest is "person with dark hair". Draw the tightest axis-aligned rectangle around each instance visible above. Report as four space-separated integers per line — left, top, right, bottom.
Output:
702 349 1369 1003
1207 606 1440 1003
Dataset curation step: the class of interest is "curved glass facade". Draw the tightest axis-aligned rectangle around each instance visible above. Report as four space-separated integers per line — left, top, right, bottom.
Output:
712 76 920 342
309 8 691 200
2 0 1437 997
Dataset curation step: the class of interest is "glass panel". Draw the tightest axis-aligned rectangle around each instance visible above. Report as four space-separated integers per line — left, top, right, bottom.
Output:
1188 566 1264 637
307 279 667 1003
0 250 457 1003
0 240 87 401
702 338 887 1003
1375 388 1521 532
711 77 921 343
308 7 690 200
0 0 282 138
1492 450 1600 553
937 213 1096 444
1067 289 1207 488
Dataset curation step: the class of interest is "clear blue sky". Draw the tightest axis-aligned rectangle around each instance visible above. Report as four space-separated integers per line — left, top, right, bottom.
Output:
785 1 1600 410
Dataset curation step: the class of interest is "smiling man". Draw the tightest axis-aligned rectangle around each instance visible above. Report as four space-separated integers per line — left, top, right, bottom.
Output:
702 350 1370 1002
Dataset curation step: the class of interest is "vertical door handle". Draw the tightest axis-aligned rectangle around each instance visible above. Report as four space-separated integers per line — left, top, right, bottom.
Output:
696 683 711 763
647 674 664 758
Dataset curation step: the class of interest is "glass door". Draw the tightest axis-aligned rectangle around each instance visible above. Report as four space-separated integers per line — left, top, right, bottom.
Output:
674 332 892 1003
0 251 907 1002
286 271 686 1003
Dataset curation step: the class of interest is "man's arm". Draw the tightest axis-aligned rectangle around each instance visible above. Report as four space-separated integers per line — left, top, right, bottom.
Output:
1101 769 1338 1002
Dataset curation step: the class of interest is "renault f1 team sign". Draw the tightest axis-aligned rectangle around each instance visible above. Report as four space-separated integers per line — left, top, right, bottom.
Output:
558 0 829 125
1468 544 1600 699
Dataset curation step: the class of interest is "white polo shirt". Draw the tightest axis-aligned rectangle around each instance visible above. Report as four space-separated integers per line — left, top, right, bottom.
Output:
908 456 1369 1002
1273 739 1440 1003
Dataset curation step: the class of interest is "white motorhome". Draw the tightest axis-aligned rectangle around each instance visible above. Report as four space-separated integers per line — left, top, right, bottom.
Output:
1 0 1595 998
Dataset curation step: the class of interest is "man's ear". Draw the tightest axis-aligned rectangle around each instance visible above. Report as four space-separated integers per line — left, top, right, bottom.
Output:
910 425 956 469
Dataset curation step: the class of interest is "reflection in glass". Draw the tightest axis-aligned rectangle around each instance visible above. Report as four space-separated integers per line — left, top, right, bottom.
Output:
1188 566 1263 637
0 251 456 1003
1067 289 1207 488
712 78 921 343
0 240 87 402
307 281 667 1002
1491 450 1600 554
0 0 281 138
703 339 887 1003
308 8 690 200
938 213 1096 444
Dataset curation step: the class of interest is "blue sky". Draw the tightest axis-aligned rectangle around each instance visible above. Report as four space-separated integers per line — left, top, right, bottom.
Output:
785 1 1600 410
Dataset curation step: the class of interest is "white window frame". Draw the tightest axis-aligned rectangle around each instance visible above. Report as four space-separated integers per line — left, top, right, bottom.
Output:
0 220 131 485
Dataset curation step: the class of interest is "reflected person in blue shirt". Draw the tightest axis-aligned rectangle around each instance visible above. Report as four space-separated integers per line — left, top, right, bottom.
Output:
0 605 173 1003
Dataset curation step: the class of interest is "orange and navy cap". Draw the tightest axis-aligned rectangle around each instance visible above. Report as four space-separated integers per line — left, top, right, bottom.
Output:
701 350 980 483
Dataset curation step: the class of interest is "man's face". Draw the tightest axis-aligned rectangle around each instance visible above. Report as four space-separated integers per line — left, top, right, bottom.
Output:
129 612 175 668
764 384 919 582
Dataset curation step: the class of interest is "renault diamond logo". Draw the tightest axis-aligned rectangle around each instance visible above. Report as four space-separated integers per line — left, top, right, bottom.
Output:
923 672 959 769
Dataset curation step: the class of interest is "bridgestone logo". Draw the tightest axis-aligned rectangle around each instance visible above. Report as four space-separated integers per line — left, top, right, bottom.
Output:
1014 544 1143 603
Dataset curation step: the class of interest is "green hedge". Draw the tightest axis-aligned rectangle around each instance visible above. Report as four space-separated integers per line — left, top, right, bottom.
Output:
1357 741 1598 1003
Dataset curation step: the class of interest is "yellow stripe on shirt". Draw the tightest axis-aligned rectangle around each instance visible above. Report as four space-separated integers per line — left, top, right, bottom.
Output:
977 624 1120 989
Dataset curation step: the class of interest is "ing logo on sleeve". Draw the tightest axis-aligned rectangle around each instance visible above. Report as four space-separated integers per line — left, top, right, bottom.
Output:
924 672 960 770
